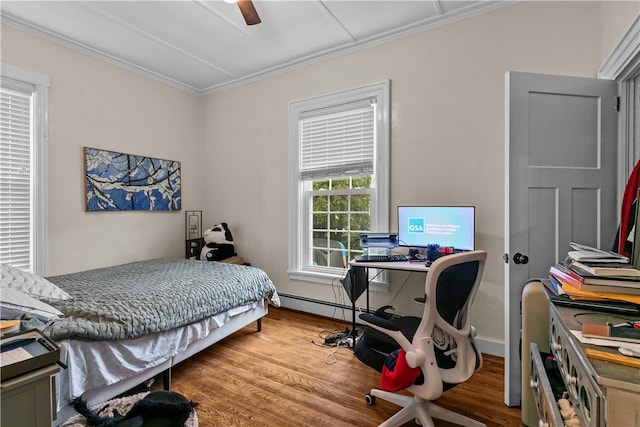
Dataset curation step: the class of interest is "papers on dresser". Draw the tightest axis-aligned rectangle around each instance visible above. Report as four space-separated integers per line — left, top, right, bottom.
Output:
571 330 640 357
0 346 33 367
561 262 640 295
568 242 629 263
570 260 640 277
549 263 640 306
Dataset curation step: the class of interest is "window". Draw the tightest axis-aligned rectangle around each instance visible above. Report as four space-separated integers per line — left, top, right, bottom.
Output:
0 64 49 274
288 81 390 284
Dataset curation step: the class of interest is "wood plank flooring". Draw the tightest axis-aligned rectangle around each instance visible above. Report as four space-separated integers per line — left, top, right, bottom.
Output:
151 307 521 426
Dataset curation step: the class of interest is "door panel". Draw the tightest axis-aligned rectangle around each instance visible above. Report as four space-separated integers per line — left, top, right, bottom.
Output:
528 188 557 276
504 71 617 407
528 91 600 167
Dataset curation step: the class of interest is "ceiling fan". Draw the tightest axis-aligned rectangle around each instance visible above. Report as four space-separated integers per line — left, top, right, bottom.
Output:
227 0 261 25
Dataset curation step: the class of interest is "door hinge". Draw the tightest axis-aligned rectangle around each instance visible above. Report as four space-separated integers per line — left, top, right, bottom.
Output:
616 96 621 112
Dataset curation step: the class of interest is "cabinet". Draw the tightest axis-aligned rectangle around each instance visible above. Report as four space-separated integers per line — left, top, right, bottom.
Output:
1 364 59 427
523 280 640 427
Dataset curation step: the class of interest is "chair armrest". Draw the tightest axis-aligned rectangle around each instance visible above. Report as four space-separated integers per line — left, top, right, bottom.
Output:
359 313 401 331
359 313 412 347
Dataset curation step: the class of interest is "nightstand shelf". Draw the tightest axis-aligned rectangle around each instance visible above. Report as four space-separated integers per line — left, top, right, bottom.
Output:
185 238 205 259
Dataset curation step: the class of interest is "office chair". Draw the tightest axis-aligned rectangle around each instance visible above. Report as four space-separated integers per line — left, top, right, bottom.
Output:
359 250 487 427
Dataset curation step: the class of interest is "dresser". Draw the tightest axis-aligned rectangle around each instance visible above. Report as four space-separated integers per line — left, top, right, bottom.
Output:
523 280 640 427
1 364 59 427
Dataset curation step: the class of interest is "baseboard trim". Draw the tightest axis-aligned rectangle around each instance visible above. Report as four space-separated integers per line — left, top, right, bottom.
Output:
278 292 370 322
278 292 504 357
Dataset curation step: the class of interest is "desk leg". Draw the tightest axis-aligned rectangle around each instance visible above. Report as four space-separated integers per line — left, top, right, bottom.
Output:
352 302 356 335
366 274 370 316
350 267 371 339
351 276 357 337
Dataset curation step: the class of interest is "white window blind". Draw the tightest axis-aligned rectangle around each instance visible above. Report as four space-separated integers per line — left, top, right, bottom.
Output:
0 85 33 270
299 99 375 180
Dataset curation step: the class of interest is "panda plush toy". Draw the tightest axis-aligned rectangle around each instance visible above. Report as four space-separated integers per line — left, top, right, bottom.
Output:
200 222 236 261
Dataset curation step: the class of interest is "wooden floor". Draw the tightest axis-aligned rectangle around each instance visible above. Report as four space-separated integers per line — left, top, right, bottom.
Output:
149 307 521 426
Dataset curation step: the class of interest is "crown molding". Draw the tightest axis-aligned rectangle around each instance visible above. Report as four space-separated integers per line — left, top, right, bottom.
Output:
200 1 518 95
1 13 202 94
598 14 640 81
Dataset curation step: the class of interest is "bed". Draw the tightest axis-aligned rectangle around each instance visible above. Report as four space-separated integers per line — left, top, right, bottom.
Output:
0 259 279 424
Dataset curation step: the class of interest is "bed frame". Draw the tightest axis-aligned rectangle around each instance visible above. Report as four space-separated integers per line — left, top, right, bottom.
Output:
54 300 268 425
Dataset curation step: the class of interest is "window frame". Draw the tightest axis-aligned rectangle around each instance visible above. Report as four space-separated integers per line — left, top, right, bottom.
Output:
288 80 390 285
1 63 49 275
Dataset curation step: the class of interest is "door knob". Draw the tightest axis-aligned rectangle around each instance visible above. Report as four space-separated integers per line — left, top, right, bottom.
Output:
513 252 529 264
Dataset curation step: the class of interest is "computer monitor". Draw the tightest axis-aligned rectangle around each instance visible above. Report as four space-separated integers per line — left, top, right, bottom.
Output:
397 206 475 251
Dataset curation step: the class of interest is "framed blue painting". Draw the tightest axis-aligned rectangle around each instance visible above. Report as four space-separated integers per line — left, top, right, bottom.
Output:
84 147 181 211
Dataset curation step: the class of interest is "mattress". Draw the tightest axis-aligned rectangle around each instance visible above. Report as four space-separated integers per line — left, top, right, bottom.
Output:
45 259 279 341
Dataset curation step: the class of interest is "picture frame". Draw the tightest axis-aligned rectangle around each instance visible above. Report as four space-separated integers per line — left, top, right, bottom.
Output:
185 210 202 241
84 147 181 211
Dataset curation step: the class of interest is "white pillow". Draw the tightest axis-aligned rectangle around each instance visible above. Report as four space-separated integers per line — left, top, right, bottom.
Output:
0 264 72 301
0 287 63 321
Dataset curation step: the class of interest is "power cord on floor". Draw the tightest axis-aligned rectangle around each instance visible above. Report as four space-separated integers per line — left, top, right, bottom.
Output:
322 339 351 365
310 337 352 364
308 271 366 365
311 324 357 365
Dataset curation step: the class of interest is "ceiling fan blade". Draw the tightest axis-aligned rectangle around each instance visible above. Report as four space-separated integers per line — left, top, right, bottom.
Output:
237 0 261 25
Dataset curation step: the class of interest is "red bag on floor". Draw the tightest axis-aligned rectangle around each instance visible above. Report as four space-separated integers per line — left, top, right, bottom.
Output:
381 348 422 392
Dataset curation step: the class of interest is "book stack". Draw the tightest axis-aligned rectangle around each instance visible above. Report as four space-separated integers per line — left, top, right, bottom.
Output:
546 243 640 308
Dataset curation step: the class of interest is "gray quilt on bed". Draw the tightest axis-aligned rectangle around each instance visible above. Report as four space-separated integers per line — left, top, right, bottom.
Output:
44 259 278 341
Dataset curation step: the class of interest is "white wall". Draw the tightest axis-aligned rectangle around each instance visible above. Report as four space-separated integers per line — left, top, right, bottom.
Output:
1 25 203 275
199 1 637 350
1 1 637 350
601 0 640 62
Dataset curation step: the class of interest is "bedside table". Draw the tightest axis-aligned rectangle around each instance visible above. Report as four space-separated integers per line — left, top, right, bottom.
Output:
1 364 60 426
221 256 245 264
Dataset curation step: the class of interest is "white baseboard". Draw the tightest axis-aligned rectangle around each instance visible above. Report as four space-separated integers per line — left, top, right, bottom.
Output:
279 293 505 358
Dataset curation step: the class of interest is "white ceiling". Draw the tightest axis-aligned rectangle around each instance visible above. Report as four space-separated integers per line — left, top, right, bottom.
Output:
1 1 514 95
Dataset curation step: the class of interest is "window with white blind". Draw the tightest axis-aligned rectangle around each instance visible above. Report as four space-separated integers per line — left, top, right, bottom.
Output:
0 64 49 275
288 81 390 284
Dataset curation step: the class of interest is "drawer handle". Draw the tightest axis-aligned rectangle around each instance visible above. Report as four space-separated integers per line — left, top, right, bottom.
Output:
552 342 562 351
538 421 549 427
564 373 576 385
530 379 538 389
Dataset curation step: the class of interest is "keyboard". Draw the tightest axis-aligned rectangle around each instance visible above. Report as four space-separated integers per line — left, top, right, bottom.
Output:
354 254 409 262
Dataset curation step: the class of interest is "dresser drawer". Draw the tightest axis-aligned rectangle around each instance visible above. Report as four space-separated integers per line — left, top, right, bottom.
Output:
549 309 604 427
529 342 565 427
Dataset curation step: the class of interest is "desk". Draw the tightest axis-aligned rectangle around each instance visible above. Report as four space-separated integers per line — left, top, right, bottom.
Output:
349 260 431 273
347 259 430 337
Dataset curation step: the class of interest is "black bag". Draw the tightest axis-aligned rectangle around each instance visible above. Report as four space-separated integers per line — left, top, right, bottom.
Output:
70 390 197 427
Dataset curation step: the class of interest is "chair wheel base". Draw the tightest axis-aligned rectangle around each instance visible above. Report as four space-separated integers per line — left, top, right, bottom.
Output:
365 394 376 405
366 388 486 427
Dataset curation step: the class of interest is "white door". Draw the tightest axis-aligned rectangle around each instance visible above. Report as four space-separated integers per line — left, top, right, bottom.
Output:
504 71 618 406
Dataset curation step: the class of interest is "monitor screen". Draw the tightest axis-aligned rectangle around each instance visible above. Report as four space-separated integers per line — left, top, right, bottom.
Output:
397 206 475 251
